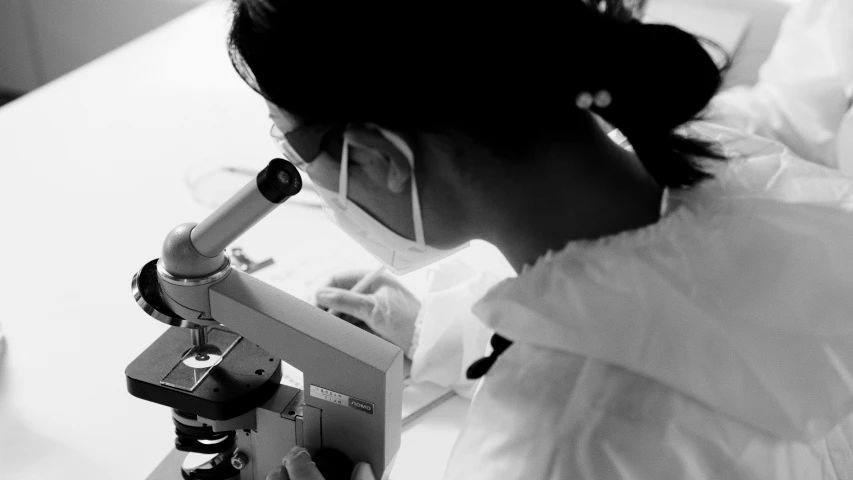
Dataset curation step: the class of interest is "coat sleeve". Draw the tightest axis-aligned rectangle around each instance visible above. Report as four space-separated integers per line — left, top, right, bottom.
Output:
708 0 853 173
408 242 514 399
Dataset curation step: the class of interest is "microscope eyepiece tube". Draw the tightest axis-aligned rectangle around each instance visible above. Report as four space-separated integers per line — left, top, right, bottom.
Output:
190 159 302 258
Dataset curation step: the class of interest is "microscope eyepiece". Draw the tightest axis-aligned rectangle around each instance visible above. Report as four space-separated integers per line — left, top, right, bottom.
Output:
184 158 303 259
257 158 302 203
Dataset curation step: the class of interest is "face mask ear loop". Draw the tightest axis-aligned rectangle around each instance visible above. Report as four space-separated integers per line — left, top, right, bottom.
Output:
338 132 350 208
410 170 426 246
373 126 426 247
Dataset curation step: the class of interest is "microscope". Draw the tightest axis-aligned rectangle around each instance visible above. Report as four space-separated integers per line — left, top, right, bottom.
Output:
127 159 403 480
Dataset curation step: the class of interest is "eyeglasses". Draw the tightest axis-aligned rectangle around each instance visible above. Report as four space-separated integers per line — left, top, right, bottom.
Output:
269 122 345 172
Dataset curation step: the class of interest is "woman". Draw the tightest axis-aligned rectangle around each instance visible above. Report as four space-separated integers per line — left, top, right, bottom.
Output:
228 1 853 479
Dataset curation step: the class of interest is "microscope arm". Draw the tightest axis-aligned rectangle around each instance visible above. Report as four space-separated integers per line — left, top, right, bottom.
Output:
209 269 403 477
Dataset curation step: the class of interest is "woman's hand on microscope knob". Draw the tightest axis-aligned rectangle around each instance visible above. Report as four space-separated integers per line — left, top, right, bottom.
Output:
316 270 421 357
267 446 322 480
266 446 376 480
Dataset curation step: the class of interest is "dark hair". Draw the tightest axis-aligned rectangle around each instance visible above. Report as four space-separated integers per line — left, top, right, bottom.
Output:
228 1 728 188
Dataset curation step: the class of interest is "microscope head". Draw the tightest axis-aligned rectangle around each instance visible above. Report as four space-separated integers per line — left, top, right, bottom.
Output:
132 158 301 329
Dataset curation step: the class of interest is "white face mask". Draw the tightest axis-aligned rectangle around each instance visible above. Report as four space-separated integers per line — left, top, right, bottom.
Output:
311 126 468 275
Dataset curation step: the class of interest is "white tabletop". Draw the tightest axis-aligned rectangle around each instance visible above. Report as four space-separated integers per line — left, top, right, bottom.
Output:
0 2 466 479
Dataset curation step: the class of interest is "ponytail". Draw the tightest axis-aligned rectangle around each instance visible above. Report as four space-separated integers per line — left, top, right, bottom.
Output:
579 17 729 188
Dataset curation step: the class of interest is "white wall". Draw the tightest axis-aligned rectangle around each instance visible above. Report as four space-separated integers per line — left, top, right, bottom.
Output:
0 1 42 92
0 0 207 93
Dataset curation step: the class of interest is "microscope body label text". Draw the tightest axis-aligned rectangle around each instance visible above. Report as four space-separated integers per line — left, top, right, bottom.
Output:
310 384 374 415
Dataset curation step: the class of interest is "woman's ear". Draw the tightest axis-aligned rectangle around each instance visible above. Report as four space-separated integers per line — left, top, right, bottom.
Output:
345 125 413 194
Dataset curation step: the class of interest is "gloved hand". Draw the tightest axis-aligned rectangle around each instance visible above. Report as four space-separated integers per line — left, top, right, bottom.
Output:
266 446 376 480
315 270 421 357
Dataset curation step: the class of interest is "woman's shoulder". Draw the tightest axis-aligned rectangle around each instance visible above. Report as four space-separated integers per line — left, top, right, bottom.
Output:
672 121 853 210
447 341 818 480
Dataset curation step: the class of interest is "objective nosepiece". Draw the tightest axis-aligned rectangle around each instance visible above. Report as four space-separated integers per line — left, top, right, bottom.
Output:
257 158 301 203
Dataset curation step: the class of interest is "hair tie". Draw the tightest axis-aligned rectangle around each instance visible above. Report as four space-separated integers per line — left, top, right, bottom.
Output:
575 91 594 110
593 90 612 108
576 89 612 110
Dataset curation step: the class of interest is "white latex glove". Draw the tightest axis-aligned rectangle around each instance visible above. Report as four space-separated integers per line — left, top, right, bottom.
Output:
266 447 376 480
316 270 422 357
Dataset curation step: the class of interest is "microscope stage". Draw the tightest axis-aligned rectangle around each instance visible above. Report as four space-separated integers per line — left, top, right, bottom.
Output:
126 325 282 420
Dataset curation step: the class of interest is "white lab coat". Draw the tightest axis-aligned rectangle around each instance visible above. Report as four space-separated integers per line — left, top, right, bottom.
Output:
412 122 853 480
709 0 853 173
440 122 853 480
405 1 853 477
